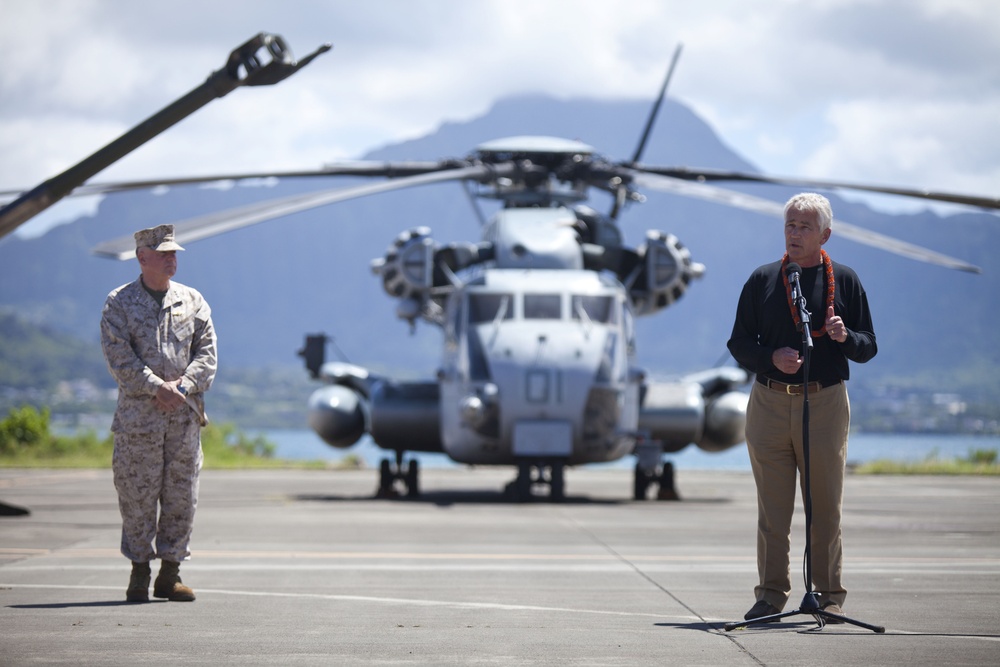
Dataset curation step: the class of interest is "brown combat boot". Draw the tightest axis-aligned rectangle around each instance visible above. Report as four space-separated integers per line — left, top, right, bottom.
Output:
153 560 196 601
126 561 150 602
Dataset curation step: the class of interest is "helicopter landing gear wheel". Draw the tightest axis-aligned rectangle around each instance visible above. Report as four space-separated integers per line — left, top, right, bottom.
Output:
633 461 654 500
504 462 533 503
656 461 680 501
376 459 397 498
549 463 565 502
405 458 420 498
375 451 421 499
633 459 680 501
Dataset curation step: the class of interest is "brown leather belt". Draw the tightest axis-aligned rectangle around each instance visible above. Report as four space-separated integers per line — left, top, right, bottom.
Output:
756 376 842 396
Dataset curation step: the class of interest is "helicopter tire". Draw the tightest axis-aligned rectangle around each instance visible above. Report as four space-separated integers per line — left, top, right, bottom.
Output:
656 461 680 501
405 458 420 498
633 462 651 501
508 462 532 503
377 459 396 498
549 463 565 502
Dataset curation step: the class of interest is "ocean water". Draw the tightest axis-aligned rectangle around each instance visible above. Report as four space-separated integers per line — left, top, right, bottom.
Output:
258 429 1000 471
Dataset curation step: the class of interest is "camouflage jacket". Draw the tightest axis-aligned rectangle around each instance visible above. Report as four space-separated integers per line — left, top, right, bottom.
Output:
101 276 217 433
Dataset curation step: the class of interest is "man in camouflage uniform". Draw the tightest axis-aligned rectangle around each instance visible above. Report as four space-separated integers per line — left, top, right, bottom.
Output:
101 224 217 602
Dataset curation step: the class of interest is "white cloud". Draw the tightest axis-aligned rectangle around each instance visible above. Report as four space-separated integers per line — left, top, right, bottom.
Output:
1 0 997 237
808 98 1000 197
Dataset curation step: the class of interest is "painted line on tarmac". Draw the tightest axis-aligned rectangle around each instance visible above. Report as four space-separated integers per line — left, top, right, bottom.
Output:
0 547 754 561
3 548 999 575
0 470 104 488
7 583 1000 644
0 582 686 620
4 547 999 565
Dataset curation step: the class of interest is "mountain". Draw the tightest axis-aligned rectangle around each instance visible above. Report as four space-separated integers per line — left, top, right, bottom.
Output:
0 310 113 391
1 94 998 401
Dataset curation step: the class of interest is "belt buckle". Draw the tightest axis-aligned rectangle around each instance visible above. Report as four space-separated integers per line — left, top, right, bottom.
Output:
785 383 795 395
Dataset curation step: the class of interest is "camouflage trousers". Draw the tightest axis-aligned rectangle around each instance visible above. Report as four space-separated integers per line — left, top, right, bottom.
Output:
112 411 203 563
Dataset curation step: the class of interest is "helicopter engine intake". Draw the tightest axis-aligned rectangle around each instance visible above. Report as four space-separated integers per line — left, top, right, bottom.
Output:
627 231 705 316
372 227 438 324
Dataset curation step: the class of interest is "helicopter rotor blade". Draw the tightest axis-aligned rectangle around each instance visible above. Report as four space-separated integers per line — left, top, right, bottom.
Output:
634 165 1000 211
92 164 499 260
0 33 331 240
629 43 683 166
3 161 463 199
629 170 982 274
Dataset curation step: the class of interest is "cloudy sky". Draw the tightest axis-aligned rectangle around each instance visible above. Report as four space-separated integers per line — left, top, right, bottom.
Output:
1 0 998 236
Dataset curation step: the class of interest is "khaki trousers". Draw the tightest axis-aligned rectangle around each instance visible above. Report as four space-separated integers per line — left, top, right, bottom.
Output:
745 380 850 609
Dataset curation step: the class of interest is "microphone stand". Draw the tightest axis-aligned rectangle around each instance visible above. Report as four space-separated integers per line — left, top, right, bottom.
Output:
725 270 884 633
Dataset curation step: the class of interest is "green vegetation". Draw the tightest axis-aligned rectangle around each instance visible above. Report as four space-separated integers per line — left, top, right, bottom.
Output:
2 404 993 475
0 405 112 467
0 405 357 470
854 448 1000 475
3 309 999 434
0 310 318 431
0 311 114 392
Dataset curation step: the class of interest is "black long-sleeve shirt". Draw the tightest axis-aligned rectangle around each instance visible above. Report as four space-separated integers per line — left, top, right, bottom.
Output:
727 259 877 386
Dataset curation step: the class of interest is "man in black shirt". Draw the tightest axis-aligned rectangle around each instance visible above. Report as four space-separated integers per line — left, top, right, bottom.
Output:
727 193 877 622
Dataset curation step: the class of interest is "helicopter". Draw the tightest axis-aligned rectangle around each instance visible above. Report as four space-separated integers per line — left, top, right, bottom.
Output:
3 35 997 502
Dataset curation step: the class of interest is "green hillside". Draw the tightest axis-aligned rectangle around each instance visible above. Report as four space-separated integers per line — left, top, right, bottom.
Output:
0 310 314 430
0 310 113 391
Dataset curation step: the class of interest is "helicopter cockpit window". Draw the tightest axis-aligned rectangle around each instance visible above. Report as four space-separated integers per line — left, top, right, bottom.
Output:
468 293 513 323
523 294 562 320
572 295 615 324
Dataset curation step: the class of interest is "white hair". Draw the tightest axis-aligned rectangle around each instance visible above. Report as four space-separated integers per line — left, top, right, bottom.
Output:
784 193 833 233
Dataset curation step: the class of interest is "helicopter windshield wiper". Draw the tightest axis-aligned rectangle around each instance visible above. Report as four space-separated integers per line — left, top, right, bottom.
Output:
488 295 511 347
574 299 594 338
493 296 511 326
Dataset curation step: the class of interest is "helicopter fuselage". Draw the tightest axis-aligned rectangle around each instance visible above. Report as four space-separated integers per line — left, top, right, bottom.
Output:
439 268 639 466
301 196 748 499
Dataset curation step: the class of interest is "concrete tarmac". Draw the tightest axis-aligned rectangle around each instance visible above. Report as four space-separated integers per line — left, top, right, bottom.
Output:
1 466 999 666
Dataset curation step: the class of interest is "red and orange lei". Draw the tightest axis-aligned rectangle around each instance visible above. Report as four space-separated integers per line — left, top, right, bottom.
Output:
781 249 835 338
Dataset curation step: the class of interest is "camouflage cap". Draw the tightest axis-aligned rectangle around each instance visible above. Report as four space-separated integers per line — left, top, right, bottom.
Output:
134 224 185 252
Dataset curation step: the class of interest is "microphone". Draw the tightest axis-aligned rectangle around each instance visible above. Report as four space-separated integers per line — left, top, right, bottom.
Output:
785 262 804 308
784 261 802 282
785 262 812 341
